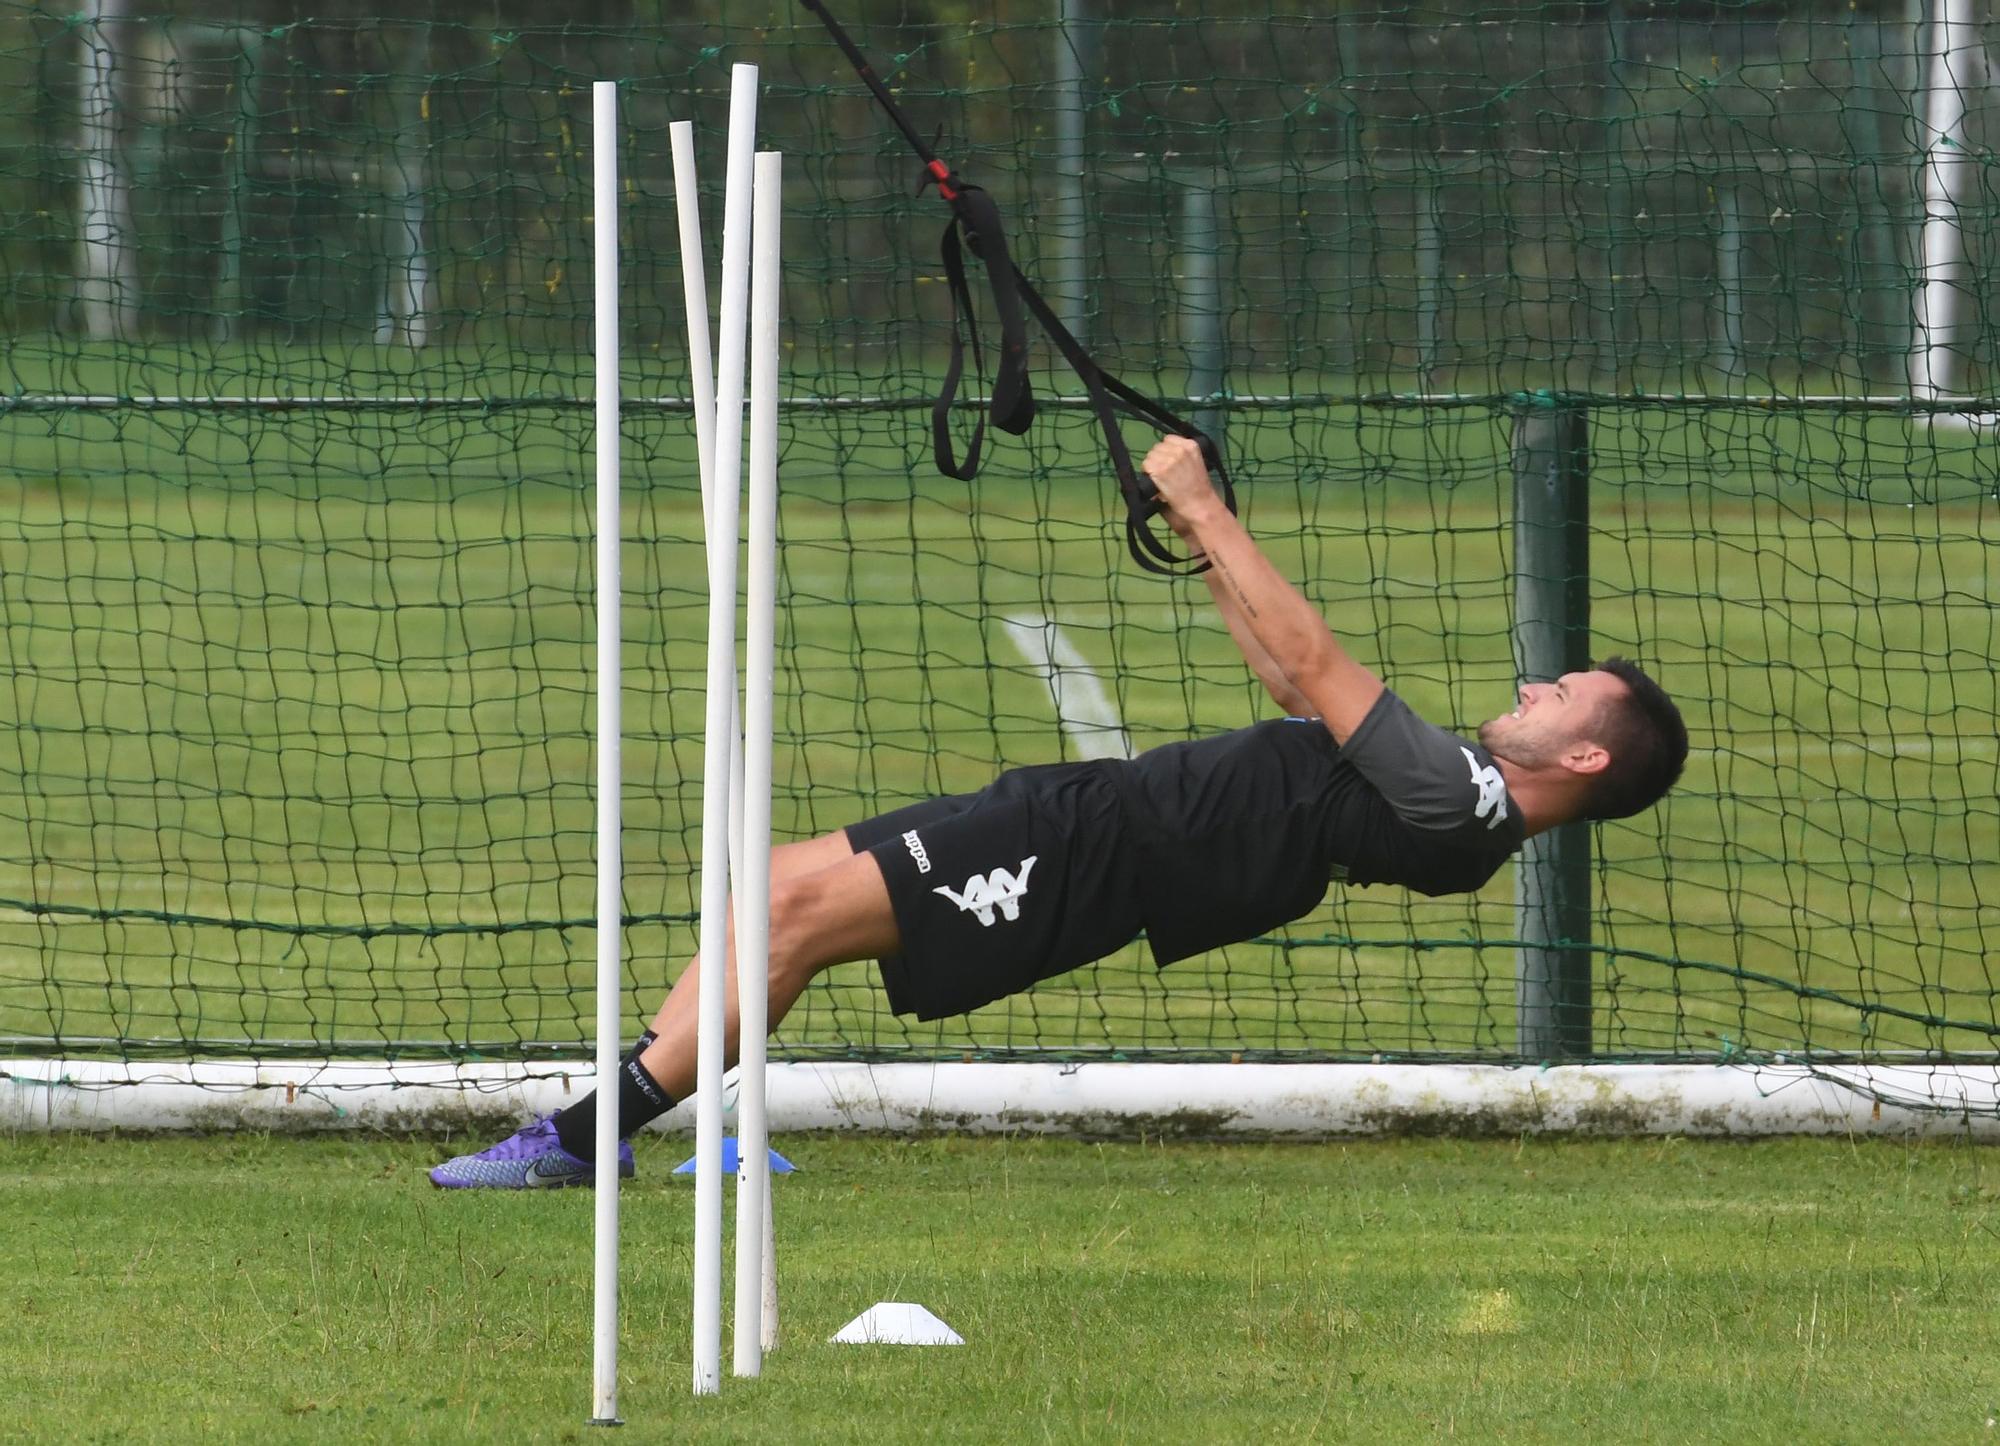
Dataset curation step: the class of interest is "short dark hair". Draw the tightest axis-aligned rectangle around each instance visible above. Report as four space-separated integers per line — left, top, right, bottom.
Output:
1583 657 1689 821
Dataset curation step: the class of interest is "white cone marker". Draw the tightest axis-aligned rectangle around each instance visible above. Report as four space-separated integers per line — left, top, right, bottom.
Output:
830 1302 965 1347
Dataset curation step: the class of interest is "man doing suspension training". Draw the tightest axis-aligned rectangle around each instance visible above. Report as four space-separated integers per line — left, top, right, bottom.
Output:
431 437 1688 1187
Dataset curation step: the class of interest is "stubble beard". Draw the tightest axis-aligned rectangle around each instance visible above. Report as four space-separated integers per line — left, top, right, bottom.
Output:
1478 716 1562 769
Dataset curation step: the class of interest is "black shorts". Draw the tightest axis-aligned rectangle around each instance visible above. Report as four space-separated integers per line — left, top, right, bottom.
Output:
845 760 1144 1021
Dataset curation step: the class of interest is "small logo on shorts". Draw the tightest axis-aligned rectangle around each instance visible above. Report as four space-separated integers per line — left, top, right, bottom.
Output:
933 857 1037 928
902 830 933 875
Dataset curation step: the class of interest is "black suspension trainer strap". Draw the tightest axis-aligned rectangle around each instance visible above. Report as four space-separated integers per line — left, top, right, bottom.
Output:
795 0 1233 576
933 186 1034 481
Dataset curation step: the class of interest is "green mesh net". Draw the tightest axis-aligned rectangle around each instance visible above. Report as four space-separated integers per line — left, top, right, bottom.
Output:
0 3 1994 1073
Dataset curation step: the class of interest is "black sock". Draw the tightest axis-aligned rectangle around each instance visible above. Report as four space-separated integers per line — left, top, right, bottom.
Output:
554 1032 674 1160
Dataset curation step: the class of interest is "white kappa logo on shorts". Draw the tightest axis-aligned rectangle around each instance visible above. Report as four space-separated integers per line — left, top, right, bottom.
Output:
933 856 1037 927
902 829 933 875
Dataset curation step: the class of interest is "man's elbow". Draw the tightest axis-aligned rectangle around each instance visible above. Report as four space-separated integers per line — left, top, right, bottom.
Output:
1272 680 1315 717
1286 648 1342 711
1253 649 1314 717
1291 651 1385 742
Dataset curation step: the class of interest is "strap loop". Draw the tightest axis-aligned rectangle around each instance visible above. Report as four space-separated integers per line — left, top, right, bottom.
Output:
799 0 1231 575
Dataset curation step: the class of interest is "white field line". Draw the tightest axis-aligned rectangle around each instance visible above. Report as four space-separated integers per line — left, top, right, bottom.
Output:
1000 613 1134 762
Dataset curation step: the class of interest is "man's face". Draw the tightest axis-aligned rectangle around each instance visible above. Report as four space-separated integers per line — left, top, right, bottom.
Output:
1478 669 1629 769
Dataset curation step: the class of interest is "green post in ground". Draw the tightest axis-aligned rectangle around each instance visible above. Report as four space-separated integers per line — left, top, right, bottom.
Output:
1179 178 1226 453
1512 403 1593 1059
1051 0 1092 346
212 29 263 344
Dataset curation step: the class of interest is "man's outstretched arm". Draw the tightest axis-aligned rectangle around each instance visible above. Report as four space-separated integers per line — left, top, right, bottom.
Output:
1166 511 1313 716
1145 437 1385 743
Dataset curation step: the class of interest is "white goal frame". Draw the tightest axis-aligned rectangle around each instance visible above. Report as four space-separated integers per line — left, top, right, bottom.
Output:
8 1058 2000 1140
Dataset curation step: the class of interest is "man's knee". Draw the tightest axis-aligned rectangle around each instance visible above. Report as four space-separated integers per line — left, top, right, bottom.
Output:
772 830 857 886
767 852 895 981
767 872 830 985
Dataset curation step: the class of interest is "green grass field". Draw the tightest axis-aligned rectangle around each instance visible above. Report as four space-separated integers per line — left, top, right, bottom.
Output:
2 345 1997 1065
5 1130 2000 1443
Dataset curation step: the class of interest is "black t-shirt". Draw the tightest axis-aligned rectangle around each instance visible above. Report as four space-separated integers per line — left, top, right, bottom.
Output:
1107 690 1526 966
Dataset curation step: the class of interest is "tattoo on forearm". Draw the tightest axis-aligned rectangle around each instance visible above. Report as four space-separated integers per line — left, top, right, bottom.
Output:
1210 550 1259 619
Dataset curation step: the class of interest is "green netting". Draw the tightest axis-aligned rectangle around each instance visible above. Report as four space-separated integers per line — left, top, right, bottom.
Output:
0 3 1995 1068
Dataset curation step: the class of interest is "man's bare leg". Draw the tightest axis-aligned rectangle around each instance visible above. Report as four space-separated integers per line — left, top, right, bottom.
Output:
637 831 898 1101
429 829 898 1186
633 832 850 1087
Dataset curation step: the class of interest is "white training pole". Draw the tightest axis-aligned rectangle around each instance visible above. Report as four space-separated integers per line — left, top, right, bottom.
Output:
669 123 718 546
732 148 781 1379
762 1183 779 1352
692 59 760 1400
588 79 623 1429
669 121 749 913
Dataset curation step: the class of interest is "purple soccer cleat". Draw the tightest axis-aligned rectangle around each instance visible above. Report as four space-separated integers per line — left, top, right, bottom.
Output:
429 1114 636 1189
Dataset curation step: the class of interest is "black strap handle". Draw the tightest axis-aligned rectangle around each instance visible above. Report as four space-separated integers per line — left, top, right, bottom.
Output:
932 188 1035 481
798 0 1232 576
1011 272 1234 575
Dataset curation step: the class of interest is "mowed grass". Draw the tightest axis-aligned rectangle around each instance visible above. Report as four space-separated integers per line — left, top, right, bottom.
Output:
5 1131 2000 1443
1 366 1998 1061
